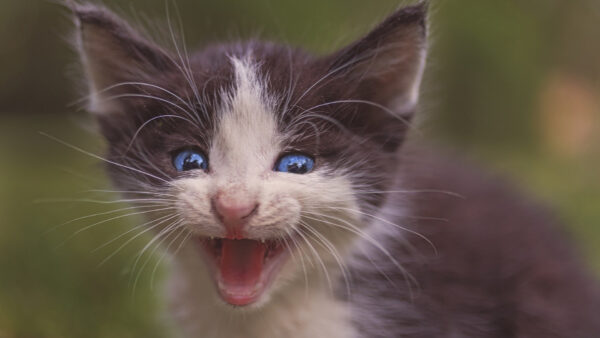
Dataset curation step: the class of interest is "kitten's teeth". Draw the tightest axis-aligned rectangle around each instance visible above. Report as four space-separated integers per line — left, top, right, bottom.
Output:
261 239 265 243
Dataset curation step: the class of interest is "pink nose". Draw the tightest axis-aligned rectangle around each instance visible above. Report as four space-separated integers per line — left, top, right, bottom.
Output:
213 193 258 239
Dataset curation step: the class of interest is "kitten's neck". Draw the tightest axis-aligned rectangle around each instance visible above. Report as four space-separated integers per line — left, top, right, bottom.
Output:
166 246 356 338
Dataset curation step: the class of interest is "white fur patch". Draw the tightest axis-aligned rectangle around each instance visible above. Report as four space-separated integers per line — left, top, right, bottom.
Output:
390 45 428 115
406 47 427 112
167 56 363 337
212 56 281 178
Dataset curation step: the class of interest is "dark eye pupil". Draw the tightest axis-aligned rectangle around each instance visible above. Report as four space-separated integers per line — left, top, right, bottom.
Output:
275 154 314 174
174 150 207 172
287 162 307 174
183 156 201 171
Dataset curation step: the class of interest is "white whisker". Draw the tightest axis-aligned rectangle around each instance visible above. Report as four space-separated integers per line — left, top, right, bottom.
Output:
92 213 178 253
150 226 189 289
314 206 437 255
292 224 333 293
46 203 167 234
39 132 172 185
300 222 352 297
131 219 184 296
57 206 176 248
97 213 180 266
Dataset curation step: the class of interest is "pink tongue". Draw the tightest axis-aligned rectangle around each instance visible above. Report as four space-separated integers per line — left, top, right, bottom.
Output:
219 239 266 289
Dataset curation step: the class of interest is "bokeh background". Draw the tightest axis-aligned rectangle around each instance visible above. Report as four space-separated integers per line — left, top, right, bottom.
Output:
1 0 599 337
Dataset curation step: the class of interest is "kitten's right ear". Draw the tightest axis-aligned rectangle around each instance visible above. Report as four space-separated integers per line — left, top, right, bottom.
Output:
70 3 173 114
312 3 428 152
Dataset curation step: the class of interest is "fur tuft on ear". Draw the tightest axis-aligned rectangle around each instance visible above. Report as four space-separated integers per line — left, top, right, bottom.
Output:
70 3 174 114
327 3 428 116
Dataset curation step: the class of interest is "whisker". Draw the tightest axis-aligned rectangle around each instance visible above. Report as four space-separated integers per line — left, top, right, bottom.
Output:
342 189 465 199
150 226 189 289
57 206 176 248
300 222 352 297
125 114 197 153
95 212 179 266
165 1 206 123
97 93 199 125
298 99 415 131
131 219 184 295
85 189 177 198
92 213 178 253
283 227 310 298
314 206 437 255
39 132 172 185
292 225 333 293
45 203 167 234
286 55 367 114
300 211 419 295
70 81 195 113
35 197 176 205
129 219 183 283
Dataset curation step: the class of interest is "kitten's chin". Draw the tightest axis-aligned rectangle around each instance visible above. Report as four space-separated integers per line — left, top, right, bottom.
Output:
197 237 290 306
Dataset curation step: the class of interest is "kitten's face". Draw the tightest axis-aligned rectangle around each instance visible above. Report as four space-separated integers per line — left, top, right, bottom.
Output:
72 3 426 306
166 57 365 306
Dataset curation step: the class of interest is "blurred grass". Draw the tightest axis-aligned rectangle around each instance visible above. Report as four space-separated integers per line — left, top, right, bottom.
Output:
0 116 170 338
0 0 599 337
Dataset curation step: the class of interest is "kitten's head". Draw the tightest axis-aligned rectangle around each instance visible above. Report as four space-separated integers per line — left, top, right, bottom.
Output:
72 2 427 307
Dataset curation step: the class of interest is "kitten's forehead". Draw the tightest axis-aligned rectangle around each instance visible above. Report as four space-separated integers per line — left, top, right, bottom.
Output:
211 56 280 177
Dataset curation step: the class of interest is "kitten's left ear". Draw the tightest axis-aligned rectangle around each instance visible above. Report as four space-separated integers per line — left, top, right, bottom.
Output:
325 3 428 117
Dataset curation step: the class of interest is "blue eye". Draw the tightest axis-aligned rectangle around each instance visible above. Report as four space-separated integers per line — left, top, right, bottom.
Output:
275 154 315 174
173 149 208 172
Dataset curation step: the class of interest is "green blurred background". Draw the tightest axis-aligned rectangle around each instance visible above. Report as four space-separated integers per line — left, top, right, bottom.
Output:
1 0 599 337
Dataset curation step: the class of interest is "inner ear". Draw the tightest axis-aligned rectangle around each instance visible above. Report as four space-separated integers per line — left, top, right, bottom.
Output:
300 4 428 152
324 3 428 116
72 3 175 115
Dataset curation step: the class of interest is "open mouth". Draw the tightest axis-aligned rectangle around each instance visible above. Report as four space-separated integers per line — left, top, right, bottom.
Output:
199 237 289 306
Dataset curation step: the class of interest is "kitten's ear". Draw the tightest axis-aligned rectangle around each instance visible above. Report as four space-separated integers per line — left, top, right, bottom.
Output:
325 3 427 116
71 3 173 114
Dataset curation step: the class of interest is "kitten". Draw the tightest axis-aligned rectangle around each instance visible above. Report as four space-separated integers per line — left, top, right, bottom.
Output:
70 2 600 337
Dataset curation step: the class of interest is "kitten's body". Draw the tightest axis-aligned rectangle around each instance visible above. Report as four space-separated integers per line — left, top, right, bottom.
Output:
69 2 600 337
349 146 600 337
167 144 600 338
